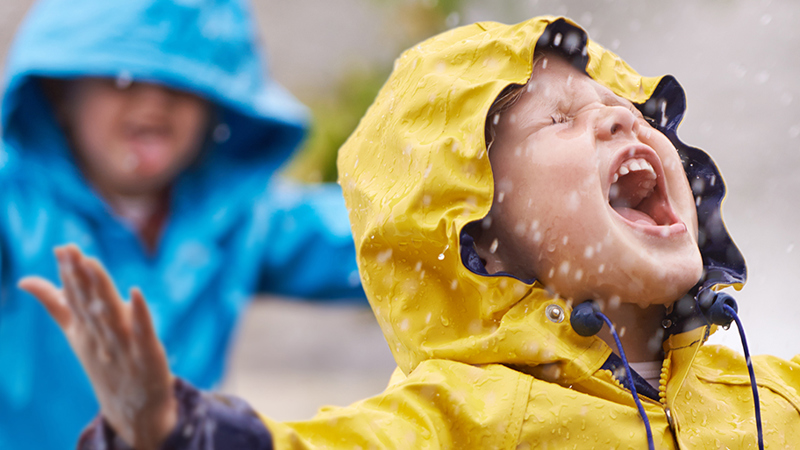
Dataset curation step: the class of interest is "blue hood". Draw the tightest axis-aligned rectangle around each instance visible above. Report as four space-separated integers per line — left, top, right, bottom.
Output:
1 0 308 210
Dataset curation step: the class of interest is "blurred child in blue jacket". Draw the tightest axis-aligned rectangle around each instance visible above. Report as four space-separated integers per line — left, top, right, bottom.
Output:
0 0 364 447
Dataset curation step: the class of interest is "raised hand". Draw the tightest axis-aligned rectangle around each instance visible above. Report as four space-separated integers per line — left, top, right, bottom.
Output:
19 245 177 450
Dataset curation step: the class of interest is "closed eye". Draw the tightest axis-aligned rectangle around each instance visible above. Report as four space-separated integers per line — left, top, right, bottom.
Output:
550 113 570 125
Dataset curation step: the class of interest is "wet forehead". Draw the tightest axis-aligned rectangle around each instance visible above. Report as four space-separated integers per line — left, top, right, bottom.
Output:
532 57 637 113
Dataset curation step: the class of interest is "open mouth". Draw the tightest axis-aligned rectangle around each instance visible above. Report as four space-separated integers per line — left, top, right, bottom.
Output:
608 147 685 234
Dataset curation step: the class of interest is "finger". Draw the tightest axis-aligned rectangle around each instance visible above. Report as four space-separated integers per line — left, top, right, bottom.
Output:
18 277 72 329
74 256 130 350
130 288 169 371
82 257 127 330
130 288 158 345
56 247 103 337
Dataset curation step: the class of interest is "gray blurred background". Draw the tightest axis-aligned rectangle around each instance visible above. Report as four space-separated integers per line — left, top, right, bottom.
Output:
2 0 798 421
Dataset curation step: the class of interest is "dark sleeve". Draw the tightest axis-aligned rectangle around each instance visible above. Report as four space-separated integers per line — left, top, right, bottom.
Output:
77 379 272 450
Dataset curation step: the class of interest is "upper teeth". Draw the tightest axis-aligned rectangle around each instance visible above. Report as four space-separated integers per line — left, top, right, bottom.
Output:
612 158 656 183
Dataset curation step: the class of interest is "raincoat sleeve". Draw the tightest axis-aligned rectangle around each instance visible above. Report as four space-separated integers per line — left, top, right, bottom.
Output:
78 361 528 450
254 179 365 301
77 379 273 450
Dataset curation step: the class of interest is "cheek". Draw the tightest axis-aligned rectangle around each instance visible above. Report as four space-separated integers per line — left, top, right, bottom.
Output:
173 102 210 155
71 100 121 156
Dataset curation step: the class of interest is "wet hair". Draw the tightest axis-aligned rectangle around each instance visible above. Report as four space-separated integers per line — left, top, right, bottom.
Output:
484 53 546 152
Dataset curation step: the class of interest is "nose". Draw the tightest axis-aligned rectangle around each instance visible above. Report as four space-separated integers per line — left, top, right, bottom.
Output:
595 105 637 141
130 82 176 109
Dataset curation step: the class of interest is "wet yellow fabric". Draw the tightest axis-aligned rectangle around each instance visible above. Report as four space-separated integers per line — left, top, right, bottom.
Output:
263 16 800 448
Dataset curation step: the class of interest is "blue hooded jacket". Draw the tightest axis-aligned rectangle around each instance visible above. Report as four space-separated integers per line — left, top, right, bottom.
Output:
0 0 364 448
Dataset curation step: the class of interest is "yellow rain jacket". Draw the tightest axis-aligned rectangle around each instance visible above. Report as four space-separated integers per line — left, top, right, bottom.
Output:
264 16 800 449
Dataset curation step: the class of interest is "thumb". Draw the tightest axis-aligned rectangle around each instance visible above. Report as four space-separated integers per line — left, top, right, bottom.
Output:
18 277 72 329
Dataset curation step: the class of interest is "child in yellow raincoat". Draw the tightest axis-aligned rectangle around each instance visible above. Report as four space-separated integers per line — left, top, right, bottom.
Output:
22 15 800 449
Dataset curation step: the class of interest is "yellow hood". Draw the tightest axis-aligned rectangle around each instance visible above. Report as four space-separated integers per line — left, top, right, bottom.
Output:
337 16 745 381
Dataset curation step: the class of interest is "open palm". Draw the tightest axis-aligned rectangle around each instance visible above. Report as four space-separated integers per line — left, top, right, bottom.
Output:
19 245 176 449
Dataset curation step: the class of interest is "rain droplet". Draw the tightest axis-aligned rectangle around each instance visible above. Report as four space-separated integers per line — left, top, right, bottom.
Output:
445 11 460 28
788 125 800 139
755 71 770 84
115 70 133 89
760 14 772 25
376 249 393 263
731 63 747 79
489 238 499 254
786 243 795 253
213 123 231 143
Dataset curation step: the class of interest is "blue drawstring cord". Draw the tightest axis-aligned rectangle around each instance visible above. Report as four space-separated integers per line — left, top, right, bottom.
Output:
595 310 655 450
723 303 764 450
703 291 764 450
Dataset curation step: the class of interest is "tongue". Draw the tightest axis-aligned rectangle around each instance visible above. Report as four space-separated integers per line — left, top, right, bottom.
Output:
614 206 658 226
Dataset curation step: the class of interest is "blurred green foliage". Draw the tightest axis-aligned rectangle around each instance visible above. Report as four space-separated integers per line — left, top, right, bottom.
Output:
284 0 467 183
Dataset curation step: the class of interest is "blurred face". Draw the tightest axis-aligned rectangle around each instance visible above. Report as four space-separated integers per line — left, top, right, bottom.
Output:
62 78 211 196
480 55 703 306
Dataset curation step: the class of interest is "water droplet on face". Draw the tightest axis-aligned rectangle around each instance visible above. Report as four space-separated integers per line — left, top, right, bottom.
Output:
514 222 526 236
489 239 499 254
